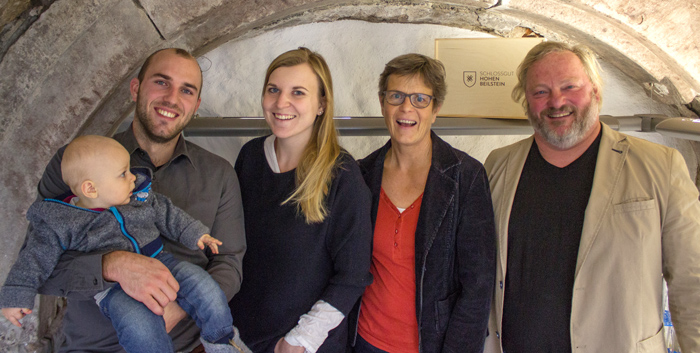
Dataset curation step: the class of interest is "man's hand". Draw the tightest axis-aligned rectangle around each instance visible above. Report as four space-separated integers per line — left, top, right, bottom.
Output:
2 307 31 327
162 301 188 333
197 234 223 254
274 338 306 353
102 251 179 315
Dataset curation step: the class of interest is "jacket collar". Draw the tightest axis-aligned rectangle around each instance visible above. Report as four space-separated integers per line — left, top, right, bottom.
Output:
428 131 461 175
131 167 153 193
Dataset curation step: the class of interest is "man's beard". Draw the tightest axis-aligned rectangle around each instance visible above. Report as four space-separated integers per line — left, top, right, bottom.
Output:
134 96 190 144
528 98 599 150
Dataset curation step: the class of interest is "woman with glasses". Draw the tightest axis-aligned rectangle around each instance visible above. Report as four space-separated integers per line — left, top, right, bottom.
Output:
229 47 373 353
350 54 496 353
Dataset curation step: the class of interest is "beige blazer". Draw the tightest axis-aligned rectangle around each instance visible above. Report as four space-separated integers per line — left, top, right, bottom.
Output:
483 124 700 353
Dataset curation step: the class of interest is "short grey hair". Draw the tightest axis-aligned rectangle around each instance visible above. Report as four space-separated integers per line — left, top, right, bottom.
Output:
378 53 447 111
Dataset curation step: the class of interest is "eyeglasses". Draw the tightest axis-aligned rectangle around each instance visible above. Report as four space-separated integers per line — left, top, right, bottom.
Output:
382 90 434 109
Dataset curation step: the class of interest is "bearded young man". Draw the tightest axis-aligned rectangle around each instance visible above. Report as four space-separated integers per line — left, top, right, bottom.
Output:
483 41 700 353
31 48 246 352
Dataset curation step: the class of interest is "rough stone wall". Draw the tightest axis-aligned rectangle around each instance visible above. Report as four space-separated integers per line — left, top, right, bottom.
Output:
0 0 55 63
490 0 700 111
0 0 699 350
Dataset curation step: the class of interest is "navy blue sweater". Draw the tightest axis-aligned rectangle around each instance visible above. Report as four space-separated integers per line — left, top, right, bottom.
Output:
230 136 373 353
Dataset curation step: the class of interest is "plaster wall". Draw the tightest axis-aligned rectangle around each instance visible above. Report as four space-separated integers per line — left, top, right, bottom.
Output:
187 20 693 173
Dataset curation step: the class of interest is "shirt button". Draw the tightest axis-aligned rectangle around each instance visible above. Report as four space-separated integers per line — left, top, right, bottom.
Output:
395 229 398 234
394 242 398 247
500 281 503 289
496 331 500 338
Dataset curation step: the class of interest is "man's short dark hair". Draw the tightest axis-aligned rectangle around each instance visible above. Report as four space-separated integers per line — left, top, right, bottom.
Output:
136 48 203 98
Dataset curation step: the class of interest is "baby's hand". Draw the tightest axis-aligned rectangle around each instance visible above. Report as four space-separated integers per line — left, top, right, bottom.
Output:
2 307 32 327
197 234 223 254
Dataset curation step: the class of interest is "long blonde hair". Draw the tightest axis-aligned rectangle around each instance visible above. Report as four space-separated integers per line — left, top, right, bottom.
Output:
263 47 340 223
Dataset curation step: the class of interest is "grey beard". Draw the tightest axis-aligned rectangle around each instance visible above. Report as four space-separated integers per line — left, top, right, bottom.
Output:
528 101 598 150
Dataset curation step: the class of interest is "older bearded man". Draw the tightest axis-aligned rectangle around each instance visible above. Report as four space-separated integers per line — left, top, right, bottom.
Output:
483 41 700 353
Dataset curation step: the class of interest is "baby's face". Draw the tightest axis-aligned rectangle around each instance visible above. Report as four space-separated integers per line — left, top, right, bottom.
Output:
91 146 136 208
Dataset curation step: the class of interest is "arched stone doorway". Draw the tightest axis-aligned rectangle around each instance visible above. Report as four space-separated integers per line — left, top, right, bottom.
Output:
0 0 698 349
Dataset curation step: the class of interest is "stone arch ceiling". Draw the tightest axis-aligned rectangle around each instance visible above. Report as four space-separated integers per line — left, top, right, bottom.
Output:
0 0 699 271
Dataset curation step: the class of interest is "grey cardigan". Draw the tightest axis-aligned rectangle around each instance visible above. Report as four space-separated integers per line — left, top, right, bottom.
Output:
0 170 209 309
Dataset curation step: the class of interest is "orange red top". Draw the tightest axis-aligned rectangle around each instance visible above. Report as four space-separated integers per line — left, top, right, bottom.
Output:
358 188 423 353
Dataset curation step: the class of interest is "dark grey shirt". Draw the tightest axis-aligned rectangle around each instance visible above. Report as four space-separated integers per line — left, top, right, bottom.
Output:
502 131 601 352
36 127 246 352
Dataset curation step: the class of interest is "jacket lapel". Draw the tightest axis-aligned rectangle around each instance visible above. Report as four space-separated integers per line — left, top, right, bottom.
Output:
575 124 629 277
497 137 533 277
362 142 390 231
415 133 458 263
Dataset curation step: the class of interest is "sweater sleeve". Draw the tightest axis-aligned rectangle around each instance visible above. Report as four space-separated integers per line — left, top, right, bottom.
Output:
150 192 210 250
318 157 374 315
1 210 68 309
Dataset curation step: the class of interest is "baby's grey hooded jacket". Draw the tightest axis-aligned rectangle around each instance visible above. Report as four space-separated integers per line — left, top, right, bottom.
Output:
0 169 209 309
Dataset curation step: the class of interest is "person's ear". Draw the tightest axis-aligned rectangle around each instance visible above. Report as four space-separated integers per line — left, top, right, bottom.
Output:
593 85 602 104
194 97 202 112
129 78 140 103
318 99 326 116
81 180 98 199
432 103 442 123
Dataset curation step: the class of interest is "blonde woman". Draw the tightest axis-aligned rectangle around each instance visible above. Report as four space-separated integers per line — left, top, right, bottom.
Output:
229 48 373 353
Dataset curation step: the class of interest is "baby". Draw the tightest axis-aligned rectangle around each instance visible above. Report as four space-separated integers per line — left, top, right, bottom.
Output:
0 135 250 353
